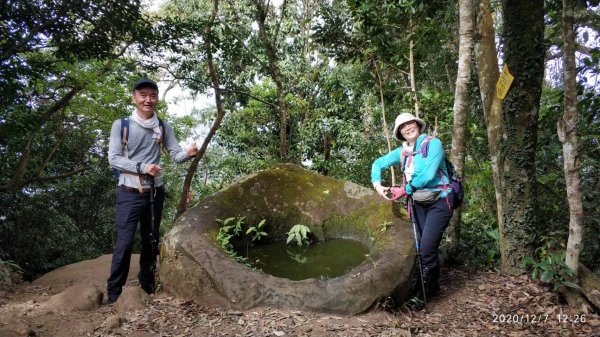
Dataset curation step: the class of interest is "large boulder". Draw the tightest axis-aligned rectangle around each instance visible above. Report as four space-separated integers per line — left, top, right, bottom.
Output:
160 164 416 314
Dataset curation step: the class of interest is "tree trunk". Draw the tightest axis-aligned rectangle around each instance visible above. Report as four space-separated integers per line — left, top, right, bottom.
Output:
445 0 474 253
474 0 504 255
320 133 330 176
176 0 227 219
408 16 420 118
498 0 545 274
558 0 587 309
373 59 396 185
253 0 290 161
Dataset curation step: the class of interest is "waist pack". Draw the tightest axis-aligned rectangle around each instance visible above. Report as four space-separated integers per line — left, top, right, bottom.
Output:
412 189 441 205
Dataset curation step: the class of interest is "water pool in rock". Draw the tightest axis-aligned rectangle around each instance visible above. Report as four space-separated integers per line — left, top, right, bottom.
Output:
237 239 369 281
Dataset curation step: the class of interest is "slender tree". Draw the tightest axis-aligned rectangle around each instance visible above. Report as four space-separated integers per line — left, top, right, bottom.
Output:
408 16 421 118
252 0 291 161
372 58 396 184
175 0 228 219
445 0 474 251
558 0 587 309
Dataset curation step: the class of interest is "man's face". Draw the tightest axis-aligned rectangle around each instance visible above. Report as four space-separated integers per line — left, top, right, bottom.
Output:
132 86 159 117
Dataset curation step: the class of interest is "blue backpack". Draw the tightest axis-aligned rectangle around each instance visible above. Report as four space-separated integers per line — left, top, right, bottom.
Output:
401 136 464 210
112 117 165 179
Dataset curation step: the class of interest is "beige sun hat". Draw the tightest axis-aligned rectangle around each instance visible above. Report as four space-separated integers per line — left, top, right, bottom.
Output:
392 113 426 141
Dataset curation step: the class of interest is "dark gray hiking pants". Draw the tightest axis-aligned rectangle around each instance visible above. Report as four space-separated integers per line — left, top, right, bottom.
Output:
412 191 455 272
107 185 164 302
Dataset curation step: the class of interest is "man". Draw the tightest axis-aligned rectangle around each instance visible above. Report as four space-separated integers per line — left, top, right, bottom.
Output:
107 78 198 304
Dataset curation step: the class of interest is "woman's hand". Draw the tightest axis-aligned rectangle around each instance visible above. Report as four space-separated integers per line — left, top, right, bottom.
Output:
387 186 407 201
373 183 390 200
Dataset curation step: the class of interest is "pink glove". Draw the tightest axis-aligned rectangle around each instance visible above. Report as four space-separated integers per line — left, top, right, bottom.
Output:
385 186 407 201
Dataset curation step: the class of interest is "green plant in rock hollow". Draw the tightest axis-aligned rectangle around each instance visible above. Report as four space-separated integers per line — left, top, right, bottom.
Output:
246 219 268 242
216 217 244 249
286 224 311 247
244 219 268 259
522 252 580 290
216 216 270 264
216 216 247 264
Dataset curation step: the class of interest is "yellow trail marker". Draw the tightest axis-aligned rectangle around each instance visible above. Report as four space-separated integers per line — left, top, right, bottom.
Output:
496 64 515 100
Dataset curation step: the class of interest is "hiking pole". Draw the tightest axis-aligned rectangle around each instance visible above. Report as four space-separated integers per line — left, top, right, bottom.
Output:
149 176 159 282
408 196 428 311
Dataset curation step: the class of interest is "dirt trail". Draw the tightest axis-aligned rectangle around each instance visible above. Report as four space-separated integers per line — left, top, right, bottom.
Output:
0 255 598 337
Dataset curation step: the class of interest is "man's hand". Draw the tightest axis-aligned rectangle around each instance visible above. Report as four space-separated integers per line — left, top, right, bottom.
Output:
187 142 198 158
146 164 162 177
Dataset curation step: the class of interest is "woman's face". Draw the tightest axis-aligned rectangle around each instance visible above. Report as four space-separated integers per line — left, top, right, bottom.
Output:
400 121 420 142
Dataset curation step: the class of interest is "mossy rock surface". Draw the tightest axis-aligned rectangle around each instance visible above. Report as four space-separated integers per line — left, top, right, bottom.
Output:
160 164 416 314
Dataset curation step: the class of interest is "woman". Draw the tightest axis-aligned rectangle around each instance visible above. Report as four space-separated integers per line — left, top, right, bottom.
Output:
371 112 455 299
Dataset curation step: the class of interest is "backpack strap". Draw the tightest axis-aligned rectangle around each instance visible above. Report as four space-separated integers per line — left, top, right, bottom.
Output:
120 117 129 155
419 135 433 159
157 117 165 153
400 149 407 188
118 117 148 193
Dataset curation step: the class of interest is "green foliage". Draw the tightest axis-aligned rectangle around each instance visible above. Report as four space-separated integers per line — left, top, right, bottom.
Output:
451 147 500 270
216 216 269 264
246 219 268 242
523 252 580 290
0 168 116 279
0 259 24 289
286 224 311 247
216 217 248 264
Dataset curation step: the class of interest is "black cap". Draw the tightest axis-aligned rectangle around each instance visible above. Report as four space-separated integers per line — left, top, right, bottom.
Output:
133 78 158 92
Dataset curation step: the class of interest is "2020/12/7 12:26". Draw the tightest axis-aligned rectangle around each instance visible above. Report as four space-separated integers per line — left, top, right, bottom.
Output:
493 314 587 324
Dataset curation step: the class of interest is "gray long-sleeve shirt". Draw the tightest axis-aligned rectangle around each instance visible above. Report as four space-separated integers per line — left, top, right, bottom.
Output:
108 116 191 188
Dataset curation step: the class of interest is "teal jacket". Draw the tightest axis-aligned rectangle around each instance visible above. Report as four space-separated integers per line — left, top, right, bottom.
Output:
371 134 451 197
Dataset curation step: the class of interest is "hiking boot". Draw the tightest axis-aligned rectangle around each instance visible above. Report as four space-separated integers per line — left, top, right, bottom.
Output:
141 283 155 295
427 265 441 298
417 266 440 301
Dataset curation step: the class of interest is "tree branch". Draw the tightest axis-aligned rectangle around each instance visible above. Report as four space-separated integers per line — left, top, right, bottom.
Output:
218 87 277 108
26 167 90 184
221 21 270 70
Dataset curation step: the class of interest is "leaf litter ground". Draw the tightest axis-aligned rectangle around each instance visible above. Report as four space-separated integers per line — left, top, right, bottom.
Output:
0 258 598 337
